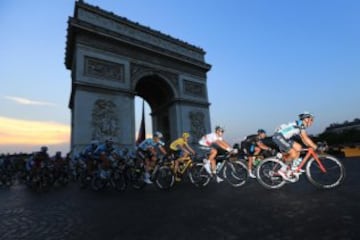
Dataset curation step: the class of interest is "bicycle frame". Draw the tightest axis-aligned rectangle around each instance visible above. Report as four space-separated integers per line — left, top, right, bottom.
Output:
292 148 327 173
176 157 193 175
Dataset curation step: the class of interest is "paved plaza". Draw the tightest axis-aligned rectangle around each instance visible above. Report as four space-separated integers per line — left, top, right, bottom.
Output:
0 157 359 240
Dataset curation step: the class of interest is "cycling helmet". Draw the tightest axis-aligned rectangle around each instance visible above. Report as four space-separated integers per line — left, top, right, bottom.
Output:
105 138 113 145
299 112 314 120
90 140 99 145
40 146 48 152
215 126 225 132
182 132 190 138
257 129 266 134
154 131 163 138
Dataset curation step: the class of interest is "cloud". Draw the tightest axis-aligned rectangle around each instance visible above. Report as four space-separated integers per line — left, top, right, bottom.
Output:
4 96 56 106
0 116 70 146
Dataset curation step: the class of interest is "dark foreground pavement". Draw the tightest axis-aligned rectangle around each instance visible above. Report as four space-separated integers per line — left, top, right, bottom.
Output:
0 158 359 240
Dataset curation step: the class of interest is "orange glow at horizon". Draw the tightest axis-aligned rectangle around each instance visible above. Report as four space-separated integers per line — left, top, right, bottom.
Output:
0 116 70 145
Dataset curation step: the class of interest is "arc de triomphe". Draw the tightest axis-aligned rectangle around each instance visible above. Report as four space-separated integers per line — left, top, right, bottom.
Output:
65 0 212 152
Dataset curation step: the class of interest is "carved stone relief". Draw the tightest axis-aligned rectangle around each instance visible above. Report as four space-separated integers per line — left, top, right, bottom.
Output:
183 80 205 97
91 99 120 140
78 8 204 62
84 56 124 82
189 111 206 143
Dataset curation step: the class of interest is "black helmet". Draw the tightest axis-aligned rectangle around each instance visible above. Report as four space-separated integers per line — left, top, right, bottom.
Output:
105 138 113 145
257 129 266 134
299 112 314 120
40 146 48 152
215 126 224 132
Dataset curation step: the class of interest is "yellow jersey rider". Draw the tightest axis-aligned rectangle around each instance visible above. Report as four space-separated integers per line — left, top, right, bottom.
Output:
170 132 196 181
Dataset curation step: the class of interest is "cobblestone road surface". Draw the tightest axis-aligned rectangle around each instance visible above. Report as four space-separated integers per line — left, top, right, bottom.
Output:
0 158 359 240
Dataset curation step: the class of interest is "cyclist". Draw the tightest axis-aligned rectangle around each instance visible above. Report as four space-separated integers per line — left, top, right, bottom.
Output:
94 138 116 179
241 129 273 178
137 131 167 184
81 140 99 172
272 112 318 181
169 132 196 181
198 126 234 181
52 151 67 182
82 140 99 158
33 146 50 169
26 146 50 182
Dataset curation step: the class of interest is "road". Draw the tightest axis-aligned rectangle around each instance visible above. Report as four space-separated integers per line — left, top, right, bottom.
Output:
0 157 359 240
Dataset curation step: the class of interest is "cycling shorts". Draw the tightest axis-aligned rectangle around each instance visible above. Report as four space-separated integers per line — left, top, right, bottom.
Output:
210 143 227 156
272 133 294 153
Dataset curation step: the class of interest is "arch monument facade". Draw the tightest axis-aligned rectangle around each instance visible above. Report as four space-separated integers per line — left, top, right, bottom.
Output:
65 1 212 152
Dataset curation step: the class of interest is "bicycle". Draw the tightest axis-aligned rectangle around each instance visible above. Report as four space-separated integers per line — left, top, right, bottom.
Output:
150 156 175 190
256 147 346 189
165 154 212 187
197 146 249 187
126 152 175 191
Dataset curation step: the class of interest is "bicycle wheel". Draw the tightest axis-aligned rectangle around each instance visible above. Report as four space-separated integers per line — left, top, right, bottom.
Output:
111 171 127 192
188 163 211 188
91 176 105 191
155 166 175 190
126 167 146 190
256 158 286 189
223 160 248 187
306 154 345 189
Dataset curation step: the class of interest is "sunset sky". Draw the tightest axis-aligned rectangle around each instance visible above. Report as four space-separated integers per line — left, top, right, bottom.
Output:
1 0 359 155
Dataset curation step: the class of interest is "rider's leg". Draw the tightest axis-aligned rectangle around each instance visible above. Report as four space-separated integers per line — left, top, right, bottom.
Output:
209 148 217 174
144 158 151 173
286 142 302 164
247 156 253 172
174 159 179 174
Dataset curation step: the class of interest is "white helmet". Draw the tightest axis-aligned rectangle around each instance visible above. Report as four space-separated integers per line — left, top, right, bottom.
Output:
154 131 163 138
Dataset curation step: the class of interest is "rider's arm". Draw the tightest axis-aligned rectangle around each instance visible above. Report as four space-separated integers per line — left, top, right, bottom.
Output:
159 146 167 155
215 139 232 151
300 130 318 150
185 144 196 155
256 141 271 151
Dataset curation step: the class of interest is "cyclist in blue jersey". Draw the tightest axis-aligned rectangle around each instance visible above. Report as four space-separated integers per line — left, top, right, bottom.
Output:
137 131 167 184
272 112 318 181
80 140 99 176
82 140 99 158
94 138 116 178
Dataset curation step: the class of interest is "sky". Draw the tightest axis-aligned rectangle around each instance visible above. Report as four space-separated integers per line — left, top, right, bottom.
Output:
1 0 359 155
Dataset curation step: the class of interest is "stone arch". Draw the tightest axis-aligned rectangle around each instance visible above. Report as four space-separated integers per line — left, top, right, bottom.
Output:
131 68 179 99
65 1 212 152
134 73 175 143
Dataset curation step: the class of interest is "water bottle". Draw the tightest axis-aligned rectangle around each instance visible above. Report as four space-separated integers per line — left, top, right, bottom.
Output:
292 157 302 170
179 163 185 172
253 157 261 167
216 162 221 170
216 162 223 174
